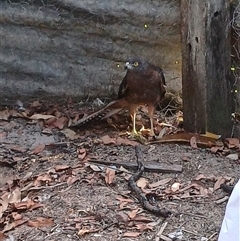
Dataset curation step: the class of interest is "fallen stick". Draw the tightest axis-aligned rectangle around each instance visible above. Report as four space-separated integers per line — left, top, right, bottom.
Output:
88 159 182 173
146 132 223 148
215 196 229 204
128 146 171 217
155 222 168 241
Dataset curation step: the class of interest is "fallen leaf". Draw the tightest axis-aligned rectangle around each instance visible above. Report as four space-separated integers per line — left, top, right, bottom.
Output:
55 165 70 172
41 128 53 135
37 174 52 182
89 164 103 172
127 209 139 220
214 177 226 191
14 218 28 227
74 216 96 223
32 144 45 154
8 188 21 203
14 199 35 210
226 153 238 161
195 174 207 181
116 197 134 203
122 232 141 237
0 232 6 240
119 201 131 209
61 128 78 140
0 132 6 139
176 184 195 194
12 156 28 162
180 192 191 199
210 146 222 154
116 137 139 146
0 110 11 120
34 174 52 186
157 127 168 138
78 148 87 160
135 223 154 231
227 178 235 186
191 182 210 196
29 114 56 120
67 176 80 186
9 145 27 153
199 186 210 196
190 136 198 148
31 100 42 108
0 193 10 218
2 221 15 232
148 178 172 189
116 197 134 209
12 212 23 221
116 212 129 223
77 228 99 236
136 178 148 189
71 112 82 123
181 155 191 162
133 215 152 222
10 109 23 118
47 116 68 129
225 138 240 148
101 135 116 145
22 172 33 180
52 110 62 118
147 132 223 148
105 168 115 184
30 203 44 210
28 217 53 228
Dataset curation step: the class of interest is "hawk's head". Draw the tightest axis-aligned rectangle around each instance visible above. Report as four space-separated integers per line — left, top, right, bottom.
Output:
124 57 148 73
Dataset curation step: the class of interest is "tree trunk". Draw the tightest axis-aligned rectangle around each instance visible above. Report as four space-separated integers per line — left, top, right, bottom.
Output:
231 2 240 138
181 0 233 138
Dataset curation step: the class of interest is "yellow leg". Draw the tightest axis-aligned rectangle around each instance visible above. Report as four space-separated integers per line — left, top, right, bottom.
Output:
132 112 137 133
149 117 155 136
148 105 155 136
131 110 138 136
129 105 142 138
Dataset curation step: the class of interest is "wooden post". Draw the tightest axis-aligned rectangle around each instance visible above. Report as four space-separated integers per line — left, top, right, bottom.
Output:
181 0 233 138
231 2 240 138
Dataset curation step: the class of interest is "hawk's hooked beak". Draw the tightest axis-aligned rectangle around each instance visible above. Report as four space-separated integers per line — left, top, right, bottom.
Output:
124 62 133 70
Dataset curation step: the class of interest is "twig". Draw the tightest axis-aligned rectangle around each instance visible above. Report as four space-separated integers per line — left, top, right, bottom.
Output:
208 231 218 240
158 235 172 241
27 182 67 191
155 222 168 241
88 159 183 173
182 228 198 236
50 224 60 232
26 231 41 241
46 142 70 147
128 146 171 217
179 212 207 219
215 196 229 204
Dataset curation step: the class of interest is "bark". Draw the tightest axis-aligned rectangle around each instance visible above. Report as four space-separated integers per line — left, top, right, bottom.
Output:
181 0 233 138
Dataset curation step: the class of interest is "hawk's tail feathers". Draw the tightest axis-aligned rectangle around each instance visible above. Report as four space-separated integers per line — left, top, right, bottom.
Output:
70 99 128 127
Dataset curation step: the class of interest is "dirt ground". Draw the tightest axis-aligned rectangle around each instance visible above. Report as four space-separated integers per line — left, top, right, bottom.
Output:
0 100 239 241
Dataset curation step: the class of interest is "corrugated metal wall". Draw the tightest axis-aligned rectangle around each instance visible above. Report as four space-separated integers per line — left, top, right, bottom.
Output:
0 0 181 99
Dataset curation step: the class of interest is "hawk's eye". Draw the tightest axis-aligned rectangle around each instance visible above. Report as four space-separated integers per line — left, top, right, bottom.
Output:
133 62 139 67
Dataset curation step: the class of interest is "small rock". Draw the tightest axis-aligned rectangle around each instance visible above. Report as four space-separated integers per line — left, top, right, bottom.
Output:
226 153 238 161
168 230 183 240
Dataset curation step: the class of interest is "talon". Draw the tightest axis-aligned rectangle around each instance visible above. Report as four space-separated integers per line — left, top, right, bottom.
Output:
128 130 147 142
